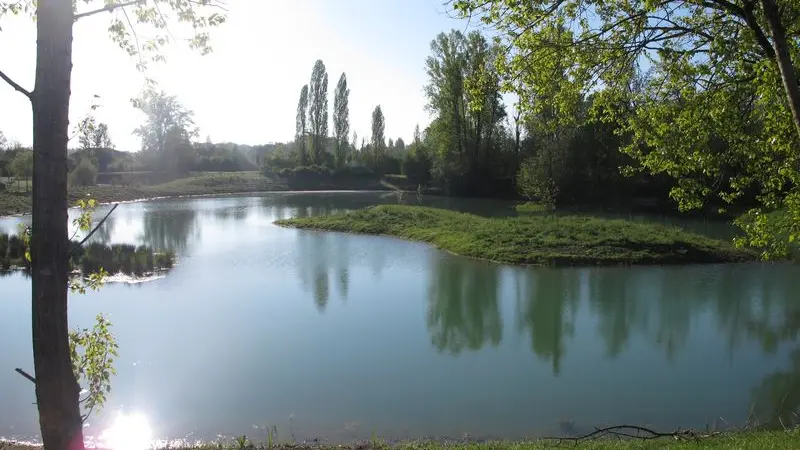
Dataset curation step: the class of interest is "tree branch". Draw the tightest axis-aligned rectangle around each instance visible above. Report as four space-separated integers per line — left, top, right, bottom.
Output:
703 0 773 56
74 0 145 21
77 203 119 248
0 69 31 100
15 368 36 384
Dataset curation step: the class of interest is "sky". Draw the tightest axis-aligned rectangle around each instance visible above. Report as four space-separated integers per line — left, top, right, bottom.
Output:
0 0 476 151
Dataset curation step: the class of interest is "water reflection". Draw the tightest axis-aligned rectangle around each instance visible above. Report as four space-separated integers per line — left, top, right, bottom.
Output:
139 208 198 253
2 192 800 442
752 348 800 428
90 215 115 245
515 269 578 374
426 256 502 354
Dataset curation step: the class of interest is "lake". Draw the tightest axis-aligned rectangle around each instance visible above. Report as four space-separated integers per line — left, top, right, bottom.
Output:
1 192 799 446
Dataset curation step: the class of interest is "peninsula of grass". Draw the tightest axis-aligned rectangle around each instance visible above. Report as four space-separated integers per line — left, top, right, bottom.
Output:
276 205 755 266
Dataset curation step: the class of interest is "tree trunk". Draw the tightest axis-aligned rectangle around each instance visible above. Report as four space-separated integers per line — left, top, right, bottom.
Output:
761 0 800 139
31 1 82 450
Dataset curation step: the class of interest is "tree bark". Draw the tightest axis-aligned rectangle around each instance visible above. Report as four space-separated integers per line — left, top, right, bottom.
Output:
760 0 800 140
31 1 83 450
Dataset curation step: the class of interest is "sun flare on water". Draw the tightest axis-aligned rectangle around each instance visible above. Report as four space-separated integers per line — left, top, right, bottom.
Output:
98 411 153 450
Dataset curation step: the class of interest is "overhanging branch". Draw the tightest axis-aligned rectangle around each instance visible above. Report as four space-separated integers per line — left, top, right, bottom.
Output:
0 68 31 100
74 0 145 21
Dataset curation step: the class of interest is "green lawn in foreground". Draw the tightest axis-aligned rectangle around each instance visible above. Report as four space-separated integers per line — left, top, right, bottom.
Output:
276 205 755 266
4 429 797 450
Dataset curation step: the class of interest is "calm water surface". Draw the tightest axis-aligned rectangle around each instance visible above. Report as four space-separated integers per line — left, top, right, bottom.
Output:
1 192 798 444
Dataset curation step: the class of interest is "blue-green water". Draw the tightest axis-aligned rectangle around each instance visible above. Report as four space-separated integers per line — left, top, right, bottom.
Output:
1 192 798 444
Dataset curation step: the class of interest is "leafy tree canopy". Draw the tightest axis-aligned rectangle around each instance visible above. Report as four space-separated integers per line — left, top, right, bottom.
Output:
451 0 800 259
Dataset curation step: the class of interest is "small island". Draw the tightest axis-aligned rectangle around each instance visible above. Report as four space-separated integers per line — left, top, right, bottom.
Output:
276 205 755 266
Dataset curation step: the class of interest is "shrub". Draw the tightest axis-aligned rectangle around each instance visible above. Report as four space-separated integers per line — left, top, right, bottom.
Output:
517 157 559 208
69 158 98 187
402 149 432 184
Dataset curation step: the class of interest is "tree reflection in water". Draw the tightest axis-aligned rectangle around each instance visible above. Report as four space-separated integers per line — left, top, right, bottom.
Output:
426 255 502 355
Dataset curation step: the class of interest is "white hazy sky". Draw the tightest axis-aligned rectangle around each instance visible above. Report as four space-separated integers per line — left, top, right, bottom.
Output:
0 0 474 151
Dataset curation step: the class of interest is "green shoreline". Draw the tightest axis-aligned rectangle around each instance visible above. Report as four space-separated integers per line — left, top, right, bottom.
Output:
0 171 418 218
276 205 755 266
2 429 798 449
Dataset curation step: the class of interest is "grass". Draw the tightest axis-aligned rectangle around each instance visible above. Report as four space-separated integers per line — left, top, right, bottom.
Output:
139 171 282 196
276 205 755 266
3 429 799 450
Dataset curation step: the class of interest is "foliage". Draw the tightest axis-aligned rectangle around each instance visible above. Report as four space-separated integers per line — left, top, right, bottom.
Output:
308 60 329 165
10 149 33 180
401 147 432 184
333 73 350 168
193 141 257 172
277 205 754 266
75 115 113 150
451 0 800 257
423 30 509 195
295 85 310 166
69 158 98 187
371 105 386 170
516 157 558 208
260 144 298 173
69 314 119 420
133 89 198 174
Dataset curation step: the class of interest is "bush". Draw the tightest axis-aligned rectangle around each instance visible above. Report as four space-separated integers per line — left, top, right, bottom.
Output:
0 181 5 192
402 149 432 184
69 158 98 187
517 157 559 208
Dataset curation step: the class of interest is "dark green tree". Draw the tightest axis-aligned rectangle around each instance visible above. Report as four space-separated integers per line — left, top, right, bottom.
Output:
333 72 350 168
308 60 329 164
295 84 309 165
371 105 385 169
424 30 507 194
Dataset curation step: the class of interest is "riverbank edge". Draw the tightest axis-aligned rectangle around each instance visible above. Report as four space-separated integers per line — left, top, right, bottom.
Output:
276 205 757 266
0 186 403 219
2 428 798 449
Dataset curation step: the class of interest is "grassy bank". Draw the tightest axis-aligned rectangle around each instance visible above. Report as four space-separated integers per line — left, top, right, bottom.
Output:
0 171 421 217
2 429 798 449
276 205 755 265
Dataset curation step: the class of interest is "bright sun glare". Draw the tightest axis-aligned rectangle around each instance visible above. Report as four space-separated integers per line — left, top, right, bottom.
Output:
98 412 153 450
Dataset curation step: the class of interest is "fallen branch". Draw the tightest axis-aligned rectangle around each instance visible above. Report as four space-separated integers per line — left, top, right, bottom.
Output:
541 425 718 443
